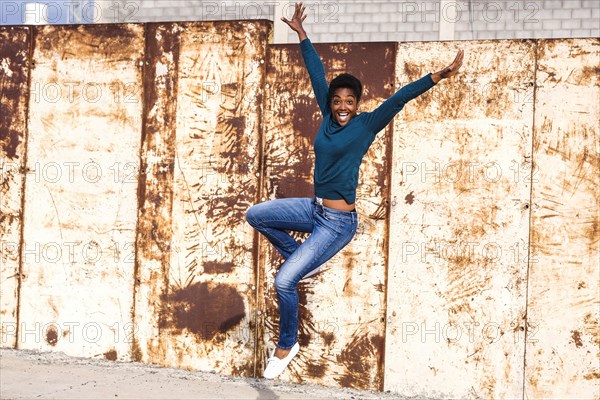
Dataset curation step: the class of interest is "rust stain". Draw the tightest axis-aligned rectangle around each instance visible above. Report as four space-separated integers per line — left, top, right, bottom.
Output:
0 27 31 350
570 65 600 86
159 282 245 343
403 62 421 77
133 23 181 364
36 24 142 58
103 349 117 361
583 372 600 380
136 23 180 258
131 339 143 362
0 29 29 160
320 331 335 347
404 191 415 205
583 313 600 347
45 327 58 346
230 362 253 377
0 131 21 160
203 261 236 274
336 329 384 390
305 360 328 378
570 330 583 348
289 94 320 142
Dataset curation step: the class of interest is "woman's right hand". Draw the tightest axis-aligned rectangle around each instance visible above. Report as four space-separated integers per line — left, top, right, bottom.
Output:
281 2 308 41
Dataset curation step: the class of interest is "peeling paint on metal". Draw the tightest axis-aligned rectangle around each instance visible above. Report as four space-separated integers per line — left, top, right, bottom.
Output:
385 40 535 399
159 281 246 343
132 22 180 364
524 38 600 400
133 20 270 377
0 26 31 349
262 42 395 390
18 24 144 360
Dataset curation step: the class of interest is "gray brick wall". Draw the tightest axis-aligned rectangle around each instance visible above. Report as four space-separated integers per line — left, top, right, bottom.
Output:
97 0 600 42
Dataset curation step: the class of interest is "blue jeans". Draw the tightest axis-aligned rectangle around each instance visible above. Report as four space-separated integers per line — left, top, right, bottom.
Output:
246 197 358 349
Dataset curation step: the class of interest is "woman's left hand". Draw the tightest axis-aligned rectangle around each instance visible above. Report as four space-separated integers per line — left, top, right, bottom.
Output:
431 49 464 83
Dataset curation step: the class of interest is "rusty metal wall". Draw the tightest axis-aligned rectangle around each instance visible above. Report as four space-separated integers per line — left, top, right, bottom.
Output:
131 22 179 364
385 40 536 398
17 24 144 359
0 27 31 349
262 42 395 391
0 21 598 397
524 38 599 399
133 20 270 376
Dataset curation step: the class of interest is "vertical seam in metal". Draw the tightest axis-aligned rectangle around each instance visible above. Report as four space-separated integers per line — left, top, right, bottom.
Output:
379 41 399 393
251 23 271 378
521 38 539 400
15 26 35 350
131 22 149 362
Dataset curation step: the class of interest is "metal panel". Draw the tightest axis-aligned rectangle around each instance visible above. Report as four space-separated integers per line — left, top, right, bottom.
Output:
133 21 270 376
132 24 179 361
262 42 395 390
386 40 535 398
131 23 179 363
0 26 31 349
18 25 144 359
524 38 600 399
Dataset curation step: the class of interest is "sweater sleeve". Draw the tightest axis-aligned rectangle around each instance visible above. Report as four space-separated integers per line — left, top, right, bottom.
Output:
362 74 436 133
300 38 330 116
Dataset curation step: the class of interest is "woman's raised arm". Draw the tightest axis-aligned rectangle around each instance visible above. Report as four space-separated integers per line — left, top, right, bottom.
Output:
282 2 330 116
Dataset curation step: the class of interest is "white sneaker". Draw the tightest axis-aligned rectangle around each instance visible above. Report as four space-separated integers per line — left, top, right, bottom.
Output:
263 342 300 379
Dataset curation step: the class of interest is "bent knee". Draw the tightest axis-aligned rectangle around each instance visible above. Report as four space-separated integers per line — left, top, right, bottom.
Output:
245 204 260 227
274 275 295 293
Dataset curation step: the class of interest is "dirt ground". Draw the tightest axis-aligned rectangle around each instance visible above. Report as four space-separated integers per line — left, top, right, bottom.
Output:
0 348 415 400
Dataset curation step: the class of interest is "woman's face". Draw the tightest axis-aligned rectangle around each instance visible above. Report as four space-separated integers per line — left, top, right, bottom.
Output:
330 88 358 126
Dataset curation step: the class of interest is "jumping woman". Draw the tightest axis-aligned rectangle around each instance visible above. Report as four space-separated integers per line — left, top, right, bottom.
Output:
246 2 464 379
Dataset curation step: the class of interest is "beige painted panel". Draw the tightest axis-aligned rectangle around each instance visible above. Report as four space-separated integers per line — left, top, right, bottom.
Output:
386 40 535 398
261 43 396 391
524 38 600 399
0 27 31 349
18 25 144 360
137 21 270 376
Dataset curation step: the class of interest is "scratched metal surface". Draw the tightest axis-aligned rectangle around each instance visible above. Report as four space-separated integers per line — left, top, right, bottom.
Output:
0 27 30 349
386 40 535 398
261 42 396 390
524 38 600 399
18 25 144 359
131 23 179 363
132 21 270 376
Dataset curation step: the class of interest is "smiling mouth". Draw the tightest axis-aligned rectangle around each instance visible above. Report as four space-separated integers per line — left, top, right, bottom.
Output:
337 112 350 123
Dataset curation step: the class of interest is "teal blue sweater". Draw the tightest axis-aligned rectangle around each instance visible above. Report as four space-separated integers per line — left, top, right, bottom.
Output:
300 38 436 204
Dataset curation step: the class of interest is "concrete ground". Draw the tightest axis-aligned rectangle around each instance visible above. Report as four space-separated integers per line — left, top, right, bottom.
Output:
0 348 410 400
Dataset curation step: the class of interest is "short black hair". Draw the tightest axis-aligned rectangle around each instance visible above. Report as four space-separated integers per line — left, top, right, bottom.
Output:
328 73 363 104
